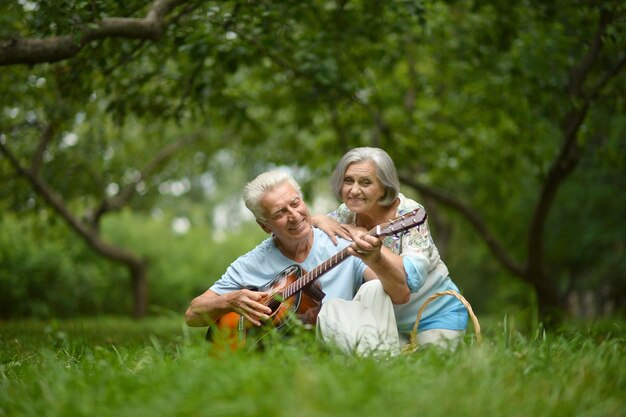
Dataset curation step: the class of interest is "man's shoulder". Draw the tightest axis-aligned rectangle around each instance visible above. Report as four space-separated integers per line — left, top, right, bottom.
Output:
308 228 364 275
312 227 351 250
235 236 276 263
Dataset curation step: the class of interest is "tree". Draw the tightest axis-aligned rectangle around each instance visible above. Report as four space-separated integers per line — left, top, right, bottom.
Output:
0 0 427 316
0 0 190 65
394 1 625 323
189 0 625 323
1 0 623 323
0 0 204 317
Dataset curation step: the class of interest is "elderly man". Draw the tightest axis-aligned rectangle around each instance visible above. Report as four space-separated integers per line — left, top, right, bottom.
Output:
185 170 410 355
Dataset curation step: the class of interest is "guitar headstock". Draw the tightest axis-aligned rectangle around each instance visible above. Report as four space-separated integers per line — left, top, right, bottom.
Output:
371 209 427 237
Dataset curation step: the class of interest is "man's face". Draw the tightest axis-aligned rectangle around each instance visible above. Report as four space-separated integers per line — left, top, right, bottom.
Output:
258 181 312 243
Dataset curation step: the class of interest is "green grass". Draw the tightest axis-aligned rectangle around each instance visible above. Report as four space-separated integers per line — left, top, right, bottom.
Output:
1 316 624 417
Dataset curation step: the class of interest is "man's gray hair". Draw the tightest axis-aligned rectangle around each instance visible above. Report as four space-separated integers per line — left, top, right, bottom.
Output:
243 170 303 222
330 147 400 206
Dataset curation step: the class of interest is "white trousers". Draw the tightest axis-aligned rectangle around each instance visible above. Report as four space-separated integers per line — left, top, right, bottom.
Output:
317 280 466 355
317 280 400 356
399 329 466 350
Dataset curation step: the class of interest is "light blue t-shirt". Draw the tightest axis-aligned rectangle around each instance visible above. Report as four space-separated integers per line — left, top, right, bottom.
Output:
210 228 367 302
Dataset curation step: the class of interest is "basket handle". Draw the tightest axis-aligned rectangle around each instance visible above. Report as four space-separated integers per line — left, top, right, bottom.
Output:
406 290 481 350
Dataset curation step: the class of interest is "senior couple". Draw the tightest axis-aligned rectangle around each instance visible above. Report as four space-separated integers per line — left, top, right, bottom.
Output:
185 147 468 355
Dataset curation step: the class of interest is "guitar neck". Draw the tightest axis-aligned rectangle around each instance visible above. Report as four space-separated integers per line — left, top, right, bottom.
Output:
281 247 352 299
270 210 426 303
280 227 381 300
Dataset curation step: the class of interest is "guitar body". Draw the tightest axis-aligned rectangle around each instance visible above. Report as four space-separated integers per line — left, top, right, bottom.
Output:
207 265 322 349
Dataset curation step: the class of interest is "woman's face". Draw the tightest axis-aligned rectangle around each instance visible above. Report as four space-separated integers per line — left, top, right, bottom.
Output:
341 161 386 214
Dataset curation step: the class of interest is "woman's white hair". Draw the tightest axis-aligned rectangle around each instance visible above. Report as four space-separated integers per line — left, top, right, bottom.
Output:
330 147 400 206
243 170 302 222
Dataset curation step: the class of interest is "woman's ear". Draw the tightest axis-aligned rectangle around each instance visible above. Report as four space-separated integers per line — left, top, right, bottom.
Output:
378 187 388 202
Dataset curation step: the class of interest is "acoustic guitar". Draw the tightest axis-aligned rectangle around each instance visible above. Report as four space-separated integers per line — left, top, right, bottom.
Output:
207 209 427 348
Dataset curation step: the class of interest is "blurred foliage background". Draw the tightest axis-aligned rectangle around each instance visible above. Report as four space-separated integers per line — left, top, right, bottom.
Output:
0 0 624 324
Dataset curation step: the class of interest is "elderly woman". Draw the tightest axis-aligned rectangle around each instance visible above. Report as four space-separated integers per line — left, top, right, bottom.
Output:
313 147 468 348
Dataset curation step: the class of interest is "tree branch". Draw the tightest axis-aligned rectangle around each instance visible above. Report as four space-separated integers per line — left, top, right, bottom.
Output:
91 134 200 224
567 10 610 97
0 0 188 66
0 139 143 266
30 123 55 174
587 54 626 101
399 173 525 277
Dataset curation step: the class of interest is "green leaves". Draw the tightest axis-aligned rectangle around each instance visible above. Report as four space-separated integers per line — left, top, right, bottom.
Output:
1 0 623 319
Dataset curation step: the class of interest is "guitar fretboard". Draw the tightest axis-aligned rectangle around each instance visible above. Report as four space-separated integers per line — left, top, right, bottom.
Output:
272 209 425 302
280 247 351 299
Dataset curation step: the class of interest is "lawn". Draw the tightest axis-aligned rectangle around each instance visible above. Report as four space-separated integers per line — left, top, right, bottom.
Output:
1 315 624 417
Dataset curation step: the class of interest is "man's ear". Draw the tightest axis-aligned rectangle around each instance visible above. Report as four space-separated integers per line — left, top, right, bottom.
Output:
257 219 271 234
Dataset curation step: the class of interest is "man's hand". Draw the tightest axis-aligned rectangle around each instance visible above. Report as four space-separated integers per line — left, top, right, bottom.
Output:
185 288 274 327
227 289 273 326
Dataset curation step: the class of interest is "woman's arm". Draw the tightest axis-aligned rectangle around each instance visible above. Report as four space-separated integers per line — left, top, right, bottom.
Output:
351 234 411 304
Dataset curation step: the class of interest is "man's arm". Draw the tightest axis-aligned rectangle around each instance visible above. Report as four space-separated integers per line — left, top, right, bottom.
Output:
184 288 273 327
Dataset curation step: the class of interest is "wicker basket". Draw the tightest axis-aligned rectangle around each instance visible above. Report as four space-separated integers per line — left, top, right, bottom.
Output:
402 290 481 353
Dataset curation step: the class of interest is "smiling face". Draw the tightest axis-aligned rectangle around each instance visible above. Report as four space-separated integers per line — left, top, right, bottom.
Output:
341 161 386 214
258 181 312 243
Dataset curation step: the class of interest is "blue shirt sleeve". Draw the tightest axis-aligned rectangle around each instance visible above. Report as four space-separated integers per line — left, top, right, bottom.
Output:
402 254 430 293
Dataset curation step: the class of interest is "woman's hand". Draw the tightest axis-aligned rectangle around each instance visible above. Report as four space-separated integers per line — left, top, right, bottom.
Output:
311 215 352 244
349 232 383 261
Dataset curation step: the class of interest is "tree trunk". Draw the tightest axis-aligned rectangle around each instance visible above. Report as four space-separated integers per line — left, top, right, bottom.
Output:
532 271 565 328
130 260 149 318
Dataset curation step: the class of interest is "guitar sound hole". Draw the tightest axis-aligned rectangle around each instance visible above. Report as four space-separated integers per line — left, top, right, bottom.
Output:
267 299 281 312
